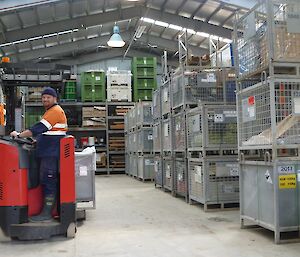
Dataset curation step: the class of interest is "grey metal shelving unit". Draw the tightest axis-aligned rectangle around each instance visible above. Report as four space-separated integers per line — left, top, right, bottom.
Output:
25 100 134 175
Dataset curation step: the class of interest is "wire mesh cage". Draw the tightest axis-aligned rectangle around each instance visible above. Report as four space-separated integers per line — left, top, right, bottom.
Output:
130 154 138 177
163 157 173 191
234 0 300 79
137 155 154 180
237 78 300 149
171 68 235 109
153 122 161 152
154 156 163 186
124 114 129 133
161 80 171 116
162 118 172 152
125 134 129 152
137 101 153 126
152 88 161 121
125 153 130 175
188 157 239 206
128 106 137 130
174 158 188 197
173 111 186 152
128 132 138 153
187 104 237 151
137 127 153 153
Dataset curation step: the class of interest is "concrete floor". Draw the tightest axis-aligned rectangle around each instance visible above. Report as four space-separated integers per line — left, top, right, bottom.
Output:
2 175 300 256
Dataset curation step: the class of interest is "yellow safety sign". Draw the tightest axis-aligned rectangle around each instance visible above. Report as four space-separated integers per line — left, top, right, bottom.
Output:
279 174 297 189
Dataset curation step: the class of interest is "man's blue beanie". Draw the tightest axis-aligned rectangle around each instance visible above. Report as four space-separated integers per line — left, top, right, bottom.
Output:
41 87 57 98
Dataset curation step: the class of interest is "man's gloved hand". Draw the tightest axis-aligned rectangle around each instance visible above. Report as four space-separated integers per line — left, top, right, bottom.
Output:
10 131 20 138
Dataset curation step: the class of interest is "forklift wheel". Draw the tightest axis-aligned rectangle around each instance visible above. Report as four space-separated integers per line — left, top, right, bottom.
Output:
66 222 76 238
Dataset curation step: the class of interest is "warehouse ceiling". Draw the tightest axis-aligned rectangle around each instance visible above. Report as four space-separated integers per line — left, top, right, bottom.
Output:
0 0 256 66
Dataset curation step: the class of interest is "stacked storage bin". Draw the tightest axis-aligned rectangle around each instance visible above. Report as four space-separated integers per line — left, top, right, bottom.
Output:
152 88 163 187
235 0 300 243
153 51 238 204
63 80 77 100
186 104 239 210
132 57 157 102
81 71 106 102
125 102 154 181
106 70 132 102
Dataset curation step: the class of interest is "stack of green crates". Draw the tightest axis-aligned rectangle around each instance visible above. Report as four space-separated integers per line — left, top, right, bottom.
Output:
64 80 77 100
81 71 106 102
132 57 157 102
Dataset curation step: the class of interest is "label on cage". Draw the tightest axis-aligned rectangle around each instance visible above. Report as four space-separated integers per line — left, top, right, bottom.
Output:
297 172 300 182
226 164 239 176
145 159 154 166
154 162 158 172
166 165 171 178
164 88 168 102
148 134 153 140
79 166 88 176
244 11 256 40
95 76 101 81
265 170 272 184
164 123 169 136
242 97 256 122
195 166 202 183
278 165 295 174
176 123 181 131
214 114 224 123
207 73 216 82
293 97 300 114
192 115 200 132
222 184 234 193
178 172 183 181
279 174 297 189
287 0 300 33
133 135 136 142
223 110 237 118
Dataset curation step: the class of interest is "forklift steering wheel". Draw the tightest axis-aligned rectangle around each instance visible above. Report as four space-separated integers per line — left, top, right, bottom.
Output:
12 137 34 145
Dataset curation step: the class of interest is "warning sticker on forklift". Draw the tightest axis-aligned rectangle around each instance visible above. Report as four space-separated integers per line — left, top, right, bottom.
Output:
279 174 297 189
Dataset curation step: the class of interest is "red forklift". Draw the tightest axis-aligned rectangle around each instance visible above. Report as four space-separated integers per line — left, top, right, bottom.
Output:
0 135 77 240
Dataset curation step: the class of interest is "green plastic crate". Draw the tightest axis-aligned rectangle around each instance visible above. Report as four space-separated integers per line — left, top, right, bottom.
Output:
81 83 106 102
63 81 77 100
65 81 76 88
134 78 156 89
132 57 157 67
81 71 105 85
133 67 156 78
133 89 153 102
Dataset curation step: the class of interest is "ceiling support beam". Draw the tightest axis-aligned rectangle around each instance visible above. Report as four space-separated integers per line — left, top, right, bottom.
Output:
2 5 232 45
1 6 143 44
10 31 207 62
55 48 179 67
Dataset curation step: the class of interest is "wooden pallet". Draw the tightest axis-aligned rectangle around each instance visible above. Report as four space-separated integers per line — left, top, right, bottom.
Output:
110 121 124 130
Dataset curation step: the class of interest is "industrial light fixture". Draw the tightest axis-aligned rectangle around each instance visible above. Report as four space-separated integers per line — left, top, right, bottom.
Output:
107 25 125 48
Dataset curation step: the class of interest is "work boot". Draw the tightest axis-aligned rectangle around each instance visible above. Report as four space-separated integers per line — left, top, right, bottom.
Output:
29 195 56 222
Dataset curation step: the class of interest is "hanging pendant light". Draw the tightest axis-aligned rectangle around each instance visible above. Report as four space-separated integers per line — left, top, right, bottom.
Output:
107 25 125 48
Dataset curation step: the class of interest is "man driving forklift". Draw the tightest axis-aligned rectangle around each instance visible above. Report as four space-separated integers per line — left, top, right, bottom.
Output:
10 87 67 222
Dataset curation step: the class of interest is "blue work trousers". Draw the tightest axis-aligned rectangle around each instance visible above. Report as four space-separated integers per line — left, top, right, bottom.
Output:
39 157 59 196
